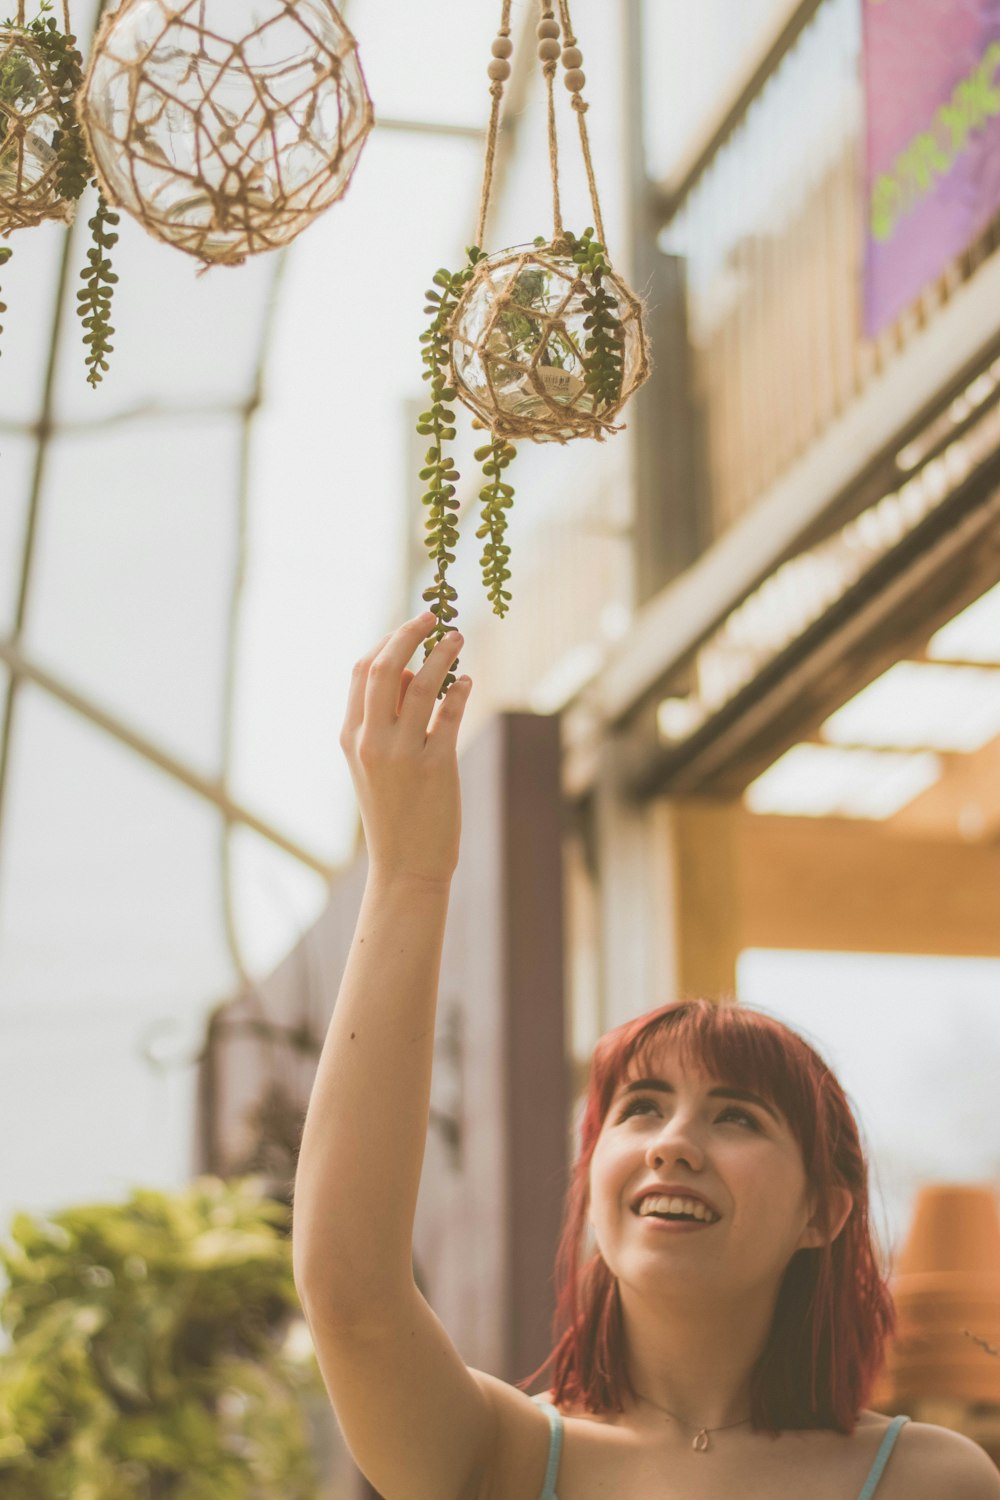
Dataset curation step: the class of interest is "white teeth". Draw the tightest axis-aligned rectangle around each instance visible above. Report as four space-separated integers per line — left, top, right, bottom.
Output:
636 1194 718 1222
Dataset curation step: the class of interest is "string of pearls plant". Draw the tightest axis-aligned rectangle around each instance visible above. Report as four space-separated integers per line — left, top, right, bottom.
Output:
416 0 650 693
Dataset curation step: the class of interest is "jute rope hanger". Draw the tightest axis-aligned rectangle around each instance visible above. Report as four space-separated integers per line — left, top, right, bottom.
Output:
449 0 650 446
475 0 607 252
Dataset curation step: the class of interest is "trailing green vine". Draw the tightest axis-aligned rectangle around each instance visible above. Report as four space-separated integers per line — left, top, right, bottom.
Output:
77 192 118 386
417 245 483 693
418 245 523 695
0 0 118 382
416 230 632 687
474 435 516 619
566 226 625 411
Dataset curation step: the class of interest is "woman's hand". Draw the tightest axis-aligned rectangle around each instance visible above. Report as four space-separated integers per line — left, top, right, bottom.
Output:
340 612 472 888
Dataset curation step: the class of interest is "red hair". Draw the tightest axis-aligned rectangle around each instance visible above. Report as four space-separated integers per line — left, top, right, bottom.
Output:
519 1000 896 1434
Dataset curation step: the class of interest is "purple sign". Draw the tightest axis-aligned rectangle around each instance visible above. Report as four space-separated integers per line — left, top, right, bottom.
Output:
863 0 1000 335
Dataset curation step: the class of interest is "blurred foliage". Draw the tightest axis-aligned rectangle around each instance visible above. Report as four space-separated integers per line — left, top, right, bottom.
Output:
0 1176 323 1500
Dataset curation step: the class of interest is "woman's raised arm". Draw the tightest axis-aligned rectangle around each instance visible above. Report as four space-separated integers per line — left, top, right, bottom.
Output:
292 614 544 1500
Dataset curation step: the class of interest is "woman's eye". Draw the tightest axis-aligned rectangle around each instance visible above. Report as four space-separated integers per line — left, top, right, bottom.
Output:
617 1097 657 1121
615 1099 762 1129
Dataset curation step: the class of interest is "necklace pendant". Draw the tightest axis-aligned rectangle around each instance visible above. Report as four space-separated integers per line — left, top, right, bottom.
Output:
692 1429 710 1452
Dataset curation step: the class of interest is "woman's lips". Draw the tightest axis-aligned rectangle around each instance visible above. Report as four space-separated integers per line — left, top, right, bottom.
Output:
635 1215 717 1233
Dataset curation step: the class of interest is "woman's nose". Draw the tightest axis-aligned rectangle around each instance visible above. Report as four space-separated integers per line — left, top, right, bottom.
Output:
645 1115 705 1171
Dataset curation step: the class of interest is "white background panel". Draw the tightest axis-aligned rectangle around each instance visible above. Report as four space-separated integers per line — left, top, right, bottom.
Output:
50 193 278 426
0 683 236 1008
738 950 1000 1257
228 824 331 981
0 997 202 1257
350 0 500 129
231 130 480 859
0 434 33 634
25 420 241 778
0 222 65 425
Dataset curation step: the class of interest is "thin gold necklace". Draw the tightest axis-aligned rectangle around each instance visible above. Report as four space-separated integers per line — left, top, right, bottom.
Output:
634 1392 753 1452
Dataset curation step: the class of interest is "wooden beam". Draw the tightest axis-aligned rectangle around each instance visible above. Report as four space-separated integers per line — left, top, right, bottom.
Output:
889 734 1000 841
739 813 1000 956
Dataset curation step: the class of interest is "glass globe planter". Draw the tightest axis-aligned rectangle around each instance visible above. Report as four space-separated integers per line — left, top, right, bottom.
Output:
448 240 649 443
80 0 373 265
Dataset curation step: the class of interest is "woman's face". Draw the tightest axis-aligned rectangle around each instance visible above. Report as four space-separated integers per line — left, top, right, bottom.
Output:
588 1038 839 1302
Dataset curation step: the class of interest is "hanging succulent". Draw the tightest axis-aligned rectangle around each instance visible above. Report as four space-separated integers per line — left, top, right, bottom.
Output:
0 1 75 232
0 0 119 385
416 0 650 694
79 0 373 267
449 228 646 444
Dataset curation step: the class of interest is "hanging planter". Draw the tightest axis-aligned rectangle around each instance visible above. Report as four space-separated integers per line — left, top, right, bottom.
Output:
79 0 374 267
0 14 75 231
0 1 119 386
416 0 651 692
449 235 647 444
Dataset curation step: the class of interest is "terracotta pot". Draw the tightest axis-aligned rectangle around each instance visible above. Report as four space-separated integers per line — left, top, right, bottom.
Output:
880 1184 1000 1406
895 1185 1000 1277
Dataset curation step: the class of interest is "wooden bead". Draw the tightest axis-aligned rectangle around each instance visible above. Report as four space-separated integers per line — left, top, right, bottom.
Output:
563 67 586 92
561 45 583 68
491 35 513 58
488 57 512 81
537 18 560 38
537 37 560 61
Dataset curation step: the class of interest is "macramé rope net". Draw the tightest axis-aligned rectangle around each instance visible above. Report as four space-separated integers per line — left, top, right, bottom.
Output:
79 0 373 266
0 0 76 234
453 0 650 446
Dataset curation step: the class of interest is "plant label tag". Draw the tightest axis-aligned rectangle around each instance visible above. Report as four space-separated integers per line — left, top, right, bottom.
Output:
533 366 584 401
26 130 58 170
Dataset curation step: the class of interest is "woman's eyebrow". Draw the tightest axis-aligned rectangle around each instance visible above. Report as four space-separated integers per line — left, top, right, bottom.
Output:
619 1077 781 1125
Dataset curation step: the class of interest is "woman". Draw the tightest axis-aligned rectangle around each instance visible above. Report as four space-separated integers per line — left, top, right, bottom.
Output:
293 613 1000 1500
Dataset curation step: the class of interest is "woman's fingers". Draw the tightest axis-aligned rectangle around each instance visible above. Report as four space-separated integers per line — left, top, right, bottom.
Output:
338 615 473 884
343 614 469 749
398 631 464 735
395 669 415 718
427 673 473 749
363 614 440 728
341 630 393 740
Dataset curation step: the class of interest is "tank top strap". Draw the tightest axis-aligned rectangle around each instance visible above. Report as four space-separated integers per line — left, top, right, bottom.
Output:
856 1415 911 1500
530 1397 564 1500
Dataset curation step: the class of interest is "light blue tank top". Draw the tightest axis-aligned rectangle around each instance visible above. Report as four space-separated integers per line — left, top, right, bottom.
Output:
530 1398 910 1500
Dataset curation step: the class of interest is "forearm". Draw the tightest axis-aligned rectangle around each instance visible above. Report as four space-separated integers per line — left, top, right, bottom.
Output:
293 871 451 1319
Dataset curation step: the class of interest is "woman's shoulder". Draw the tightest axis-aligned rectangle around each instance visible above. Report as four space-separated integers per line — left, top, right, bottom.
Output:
471 1381 1000 1500
817 1412 1000 1500
881 1418 1000 1500
468 1374 571 1500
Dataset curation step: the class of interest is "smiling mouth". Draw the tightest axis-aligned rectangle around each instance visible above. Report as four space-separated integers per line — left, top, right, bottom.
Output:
631 1198 721 1225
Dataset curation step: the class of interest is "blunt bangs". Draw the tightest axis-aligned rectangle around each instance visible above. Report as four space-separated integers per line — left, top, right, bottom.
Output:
611 1003 824 1168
